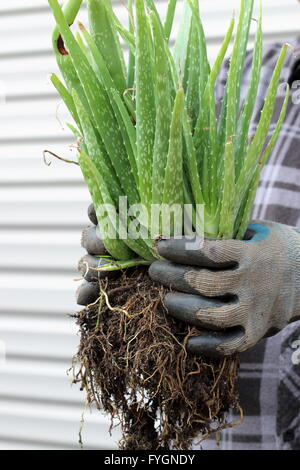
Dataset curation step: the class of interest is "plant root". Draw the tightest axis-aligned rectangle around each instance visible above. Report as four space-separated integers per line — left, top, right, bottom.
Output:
73 267 240 450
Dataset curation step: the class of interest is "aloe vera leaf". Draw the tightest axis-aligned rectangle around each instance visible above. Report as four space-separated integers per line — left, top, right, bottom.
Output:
87 0 126 94
127 0 135 89
225 0 250 143
194 17 234 149
144 1 176 98
235 167 260 240
185 0 211 135
206 21 235 206
51 0 83 52
182 108 204 206
66 122 87 154
217 2 254 237
102 0 137 98
164 0 178 42
235 4 262 177
94 258 152 272
173 2 192 84
186 0 210 101
259 83 290 167
50 73 81 130
163 88 184 206
145 0 176 75
183 176 195 206
72 90 122 204
203 14 235 200
145 0 174 74
145 0 162 21
208 18 234 93
109 13 135 55
185 17 201 128
233 84 289 233
185 1 216 197
51 0 91 117
66 122 81 138
52 26 90 117
234 0 255 118
78 151 133 260
149 11 172 204
123 92 137 123
218 138 235 238
48 0 139 206
79 150 155 261
217 86 228 165
193 18 235 205
55 53 91 119
216 1 253 187
215 0 253 157
236 44 288 205
76 30 89 58
135 0 156 212
98 0 135 55
200 146 210 206
208 84 218 212
78 25 138 186
110 88 138 185
166 42 205 208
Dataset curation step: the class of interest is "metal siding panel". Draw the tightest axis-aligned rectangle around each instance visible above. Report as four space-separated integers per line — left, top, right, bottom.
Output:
0 400 120 449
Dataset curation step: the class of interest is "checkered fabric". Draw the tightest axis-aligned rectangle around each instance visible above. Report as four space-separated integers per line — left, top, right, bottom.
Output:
201 38 300 450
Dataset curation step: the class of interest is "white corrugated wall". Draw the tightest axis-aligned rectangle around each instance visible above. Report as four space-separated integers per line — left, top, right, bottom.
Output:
0 0 298 450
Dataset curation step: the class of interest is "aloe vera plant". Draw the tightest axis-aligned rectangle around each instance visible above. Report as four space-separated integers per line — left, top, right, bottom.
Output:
48 0 289 270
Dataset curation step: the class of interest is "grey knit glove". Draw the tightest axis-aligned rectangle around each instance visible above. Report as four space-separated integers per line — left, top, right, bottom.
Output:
149 221 300 356
76 204 110 306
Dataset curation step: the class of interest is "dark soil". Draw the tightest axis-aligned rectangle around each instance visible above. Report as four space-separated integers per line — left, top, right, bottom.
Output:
73 268 241 450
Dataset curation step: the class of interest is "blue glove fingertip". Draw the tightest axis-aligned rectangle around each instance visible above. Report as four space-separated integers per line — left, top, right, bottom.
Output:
245 223 270 243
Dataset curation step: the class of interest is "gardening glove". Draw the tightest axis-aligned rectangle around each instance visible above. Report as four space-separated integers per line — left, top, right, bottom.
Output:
149 221 300 356
76 204 109 306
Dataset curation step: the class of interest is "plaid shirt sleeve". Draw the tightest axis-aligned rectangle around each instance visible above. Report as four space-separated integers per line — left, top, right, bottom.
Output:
201 38 300 451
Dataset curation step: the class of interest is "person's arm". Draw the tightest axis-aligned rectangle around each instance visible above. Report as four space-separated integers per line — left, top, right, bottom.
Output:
149 221 300 356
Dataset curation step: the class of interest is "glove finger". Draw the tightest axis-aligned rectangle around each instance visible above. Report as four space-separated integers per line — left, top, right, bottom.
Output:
76 280 100 306
88 203 98 226
187 327 245 357
164 292 240 330
156 236 242 268
81 225 107 255
149 261 239 297
78 254 118 282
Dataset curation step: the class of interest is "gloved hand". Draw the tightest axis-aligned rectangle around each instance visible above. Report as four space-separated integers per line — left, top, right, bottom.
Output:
149 221 300 356
76 204 110 306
